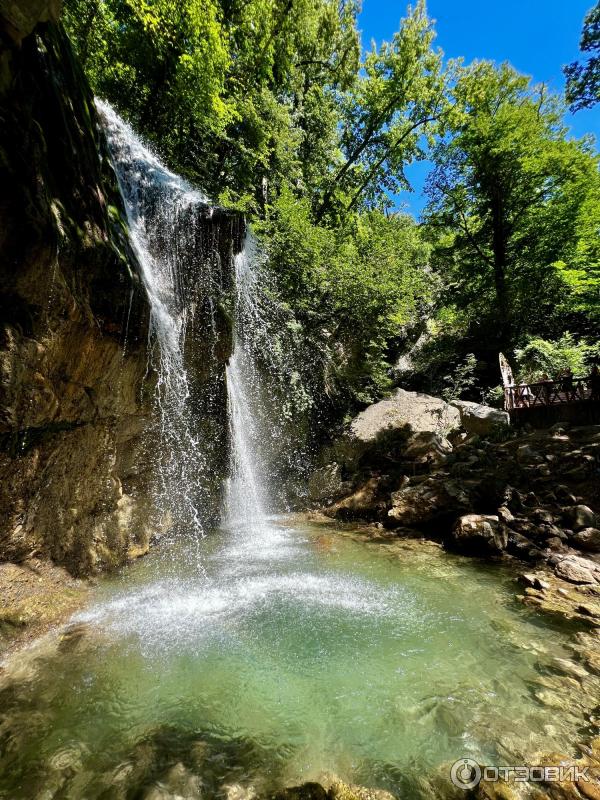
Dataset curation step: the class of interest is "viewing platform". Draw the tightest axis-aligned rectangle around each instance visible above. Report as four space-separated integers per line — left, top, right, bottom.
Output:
504 375 600 425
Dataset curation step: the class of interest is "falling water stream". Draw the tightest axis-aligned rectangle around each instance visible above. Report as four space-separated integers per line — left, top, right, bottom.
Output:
0 106 591 799
224 243 269 531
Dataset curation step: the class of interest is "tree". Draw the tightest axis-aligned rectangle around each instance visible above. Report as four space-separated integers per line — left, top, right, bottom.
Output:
424 62 600 354
565 2 600 111
315 0 450 221
63 0 361 204
258 186 433 403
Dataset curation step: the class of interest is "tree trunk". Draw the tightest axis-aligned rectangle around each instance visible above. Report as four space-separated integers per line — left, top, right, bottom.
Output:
490 186 510 350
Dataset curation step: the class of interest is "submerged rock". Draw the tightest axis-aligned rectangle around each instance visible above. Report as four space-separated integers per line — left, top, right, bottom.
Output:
269 782 395 800
269 784 329 800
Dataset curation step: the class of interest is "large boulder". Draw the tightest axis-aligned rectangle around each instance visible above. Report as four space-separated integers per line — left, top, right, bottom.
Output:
388 476 470 529
571 528 600 553
325 477 390 522
564 505 598 532
334 389 460 470
554 555 600 585
449 400 510 436
450 514 508 554
351 388 460 439
402 432 453 465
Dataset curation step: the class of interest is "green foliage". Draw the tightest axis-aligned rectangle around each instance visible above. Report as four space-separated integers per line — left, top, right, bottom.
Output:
256 186 433 404
64 0 232 182
316 0 452 221
63 0 600 416
481 385 504 409
514 333 595 382
552 181 600 324
63 0 360 200
565 3 600 111
424 61 600 354
441 352 477 401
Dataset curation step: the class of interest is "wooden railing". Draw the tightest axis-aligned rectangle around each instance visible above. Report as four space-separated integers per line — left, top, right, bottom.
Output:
505 376 600 412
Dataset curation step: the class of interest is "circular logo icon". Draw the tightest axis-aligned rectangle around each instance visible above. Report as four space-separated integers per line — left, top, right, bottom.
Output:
450 758 482 790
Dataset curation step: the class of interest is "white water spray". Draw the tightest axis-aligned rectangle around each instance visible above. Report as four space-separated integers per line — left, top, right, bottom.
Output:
97 100 215 537
225 239 272 531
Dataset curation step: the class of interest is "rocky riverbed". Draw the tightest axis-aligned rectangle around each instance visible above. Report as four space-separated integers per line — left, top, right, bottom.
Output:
314 389 600 607
304 389 600 798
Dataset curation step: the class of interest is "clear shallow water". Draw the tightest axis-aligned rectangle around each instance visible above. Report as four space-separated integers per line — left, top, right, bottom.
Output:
0 520 585 799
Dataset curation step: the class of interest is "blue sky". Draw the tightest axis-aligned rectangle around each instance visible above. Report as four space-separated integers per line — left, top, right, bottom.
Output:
358 0 600 217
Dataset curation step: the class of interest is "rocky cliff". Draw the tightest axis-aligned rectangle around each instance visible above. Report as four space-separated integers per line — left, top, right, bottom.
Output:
0 1 245 581
0 1 153 575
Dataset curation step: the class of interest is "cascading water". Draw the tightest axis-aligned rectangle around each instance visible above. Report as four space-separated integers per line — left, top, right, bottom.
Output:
224 233 315 528
225 238 271 530
97 100 235 539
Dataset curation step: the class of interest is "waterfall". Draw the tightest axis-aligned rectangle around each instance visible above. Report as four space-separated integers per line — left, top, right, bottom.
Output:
97 100 233 539
98 101 312 545
225 239 270 530
225 234 315 527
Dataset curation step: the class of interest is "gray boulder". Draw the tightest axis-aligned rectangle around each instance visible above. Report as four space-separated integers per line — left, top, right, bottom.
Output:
450 400 510 436
450 514 508 554
554 554 600 585
335 388 460 469
388 477 470 528
402 431 453 465
350 388 459 441
564 505 598 532
571 528 600 553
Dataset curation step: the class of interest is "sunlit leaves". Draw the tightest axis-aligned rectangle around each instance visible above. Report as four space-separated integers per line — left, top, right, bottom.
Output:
424 61 600 350
565 3 600 111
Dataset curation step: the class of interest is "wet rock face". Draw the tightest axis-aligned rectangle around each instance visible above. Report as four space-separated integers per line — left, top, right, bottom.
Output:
0 0 61 42
0 12 152 574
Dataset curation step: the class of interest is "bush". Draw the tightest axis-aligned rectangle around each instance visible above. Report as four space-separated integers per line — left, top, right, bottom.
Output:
514 333 594 382
441 353 478 401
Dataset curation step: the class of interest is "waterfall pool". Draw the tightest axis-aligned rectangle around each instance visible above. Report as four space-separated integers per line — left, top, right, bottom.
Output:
0 519 587 799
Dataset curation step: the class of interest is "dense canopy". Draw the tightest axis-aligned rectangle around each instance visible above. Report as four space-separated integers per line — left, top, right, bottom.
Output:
65 0 600 408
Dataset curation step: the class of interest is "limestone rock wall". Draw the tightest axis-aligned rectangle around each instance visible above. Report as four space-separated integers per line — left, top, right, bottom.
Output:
0 5 153 575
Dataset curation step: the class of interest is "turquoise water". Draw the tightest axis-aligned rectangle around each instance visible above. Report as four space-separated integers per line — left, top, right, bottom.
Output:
0 519 584 799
